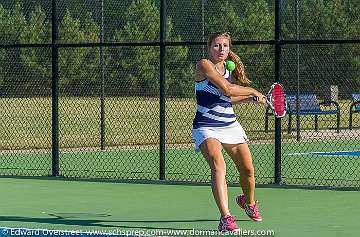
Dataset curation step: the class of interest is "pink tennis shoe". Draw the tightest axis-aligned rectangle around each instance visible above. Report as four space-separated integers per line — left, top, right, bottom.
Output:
218 215 240 232
236 194 263 222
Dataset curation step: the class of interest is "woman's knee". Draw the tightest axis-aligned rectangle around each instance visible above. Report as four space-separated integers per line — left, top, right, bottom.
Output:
208 155 227 175
241 164 255 177
200 139 226 175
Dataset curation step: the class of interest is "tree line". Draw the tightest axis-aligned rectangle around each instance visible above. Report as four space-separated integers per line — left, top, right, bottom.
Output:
0 0 359 97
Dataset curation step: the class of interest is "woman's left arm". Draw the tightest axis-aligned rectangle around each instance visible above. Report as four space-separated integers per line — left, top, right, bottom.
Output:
231 95 253 104
231 90 267 105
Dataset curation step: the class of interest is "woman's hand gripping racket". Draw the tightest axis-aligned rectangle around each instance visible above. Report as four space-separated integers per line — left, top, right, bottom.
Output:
265 83 286 118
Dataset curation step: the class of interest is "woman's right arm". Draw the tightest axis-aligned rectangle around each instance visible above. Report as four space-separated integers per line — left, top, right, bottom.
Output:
196 59 264 99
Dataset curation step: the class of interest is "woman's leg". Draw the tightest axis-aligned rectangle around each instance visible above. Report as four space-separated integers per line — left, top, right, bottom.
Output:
223 143 255 205
222 142 262 222
200 138 230 217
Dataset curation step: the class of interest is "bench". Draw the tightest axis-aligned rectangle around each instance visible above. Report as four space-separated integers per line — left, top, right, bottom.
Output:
265 93 340 133
349 93 360 129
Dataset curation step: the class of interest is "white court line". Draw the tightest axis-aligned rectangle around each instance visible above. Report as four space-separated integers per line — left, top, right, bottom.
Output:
287 150 360 156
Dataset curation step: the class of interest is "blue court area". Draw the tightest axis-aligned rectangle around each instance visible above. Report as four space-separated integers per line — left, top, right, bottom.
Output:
288 150 360 157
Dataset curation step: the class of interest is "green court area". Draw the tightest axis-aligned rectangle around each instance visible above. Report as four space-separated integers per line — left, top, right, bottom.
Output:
0 139 359 187
0 177 359 237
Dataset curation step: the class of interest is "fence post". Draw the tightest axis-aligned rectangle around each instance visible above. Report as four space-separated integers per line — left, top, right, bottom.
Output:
274 0 282 184
100 0 106 150
51 0 60 176
159 0 166 180
295 0 301 142
330 85 339 102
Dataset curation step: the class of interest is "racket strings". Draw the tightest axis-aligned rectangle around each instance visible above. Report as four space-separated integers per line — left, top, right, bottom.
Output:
272 86 286 117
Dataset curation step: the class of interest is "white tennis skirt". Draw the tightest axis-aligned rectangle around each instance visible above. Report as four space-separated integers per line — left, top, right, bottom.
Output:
192 121 249 151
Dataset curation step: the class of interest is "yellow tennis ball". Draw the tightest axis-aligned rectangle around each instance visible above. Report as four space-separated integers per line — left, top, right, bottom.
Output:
225 60 236 71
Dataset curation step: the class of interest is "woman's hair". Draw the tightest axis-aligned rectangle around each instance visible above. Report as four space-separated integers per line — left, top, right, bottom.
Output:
207 32 251 86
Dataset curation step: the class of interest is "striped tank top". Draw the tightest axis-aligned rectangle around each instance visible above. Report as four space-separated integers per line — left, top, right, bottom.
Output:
192 67 237 129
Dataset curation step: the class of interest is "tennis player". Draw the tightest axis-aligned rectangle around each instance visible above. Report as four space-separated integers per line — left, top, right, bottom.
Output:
192 32 265 232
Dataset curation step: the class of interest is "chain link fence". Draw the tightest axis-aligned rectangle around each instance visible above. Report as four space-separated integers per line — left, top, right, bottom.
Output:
0 0 359 187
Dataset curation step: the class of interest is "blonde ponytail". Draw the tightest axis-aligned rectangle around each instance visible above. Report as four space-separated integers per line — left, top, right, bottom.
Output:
228 50 251 86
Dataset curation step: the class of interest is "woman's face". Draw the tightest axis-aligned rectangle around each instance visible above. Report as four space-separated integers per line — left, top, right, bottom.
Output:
209 36 230 62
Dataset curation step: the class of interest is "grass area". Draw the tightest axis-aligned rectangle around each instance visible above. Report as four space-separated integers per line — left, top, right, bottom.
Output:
0 97 358 150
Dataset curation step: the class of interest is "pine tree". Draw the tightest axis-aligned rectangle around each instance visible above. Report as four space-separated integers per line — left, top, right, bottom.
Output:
58 9 100 96
19 6 51 95
109 0 193 97
0 2 27 96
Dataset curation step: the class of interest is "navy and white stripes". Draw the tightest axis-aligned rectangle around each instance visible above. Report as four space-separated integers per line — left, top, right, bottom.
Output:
192 68 237 129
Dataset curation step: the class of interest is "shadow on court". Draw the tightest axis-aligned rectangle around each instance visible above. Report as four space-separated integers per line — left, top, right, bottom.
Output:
0 215 248 231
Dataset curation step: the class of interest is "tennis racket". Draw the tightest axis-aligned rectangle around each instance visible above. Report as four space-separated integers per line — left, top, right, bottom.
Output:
265 83 286 118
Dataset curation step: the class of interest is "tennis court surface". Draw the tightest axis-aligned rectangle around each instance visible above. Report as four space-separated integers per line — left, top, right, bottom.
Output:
0 177 359 237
